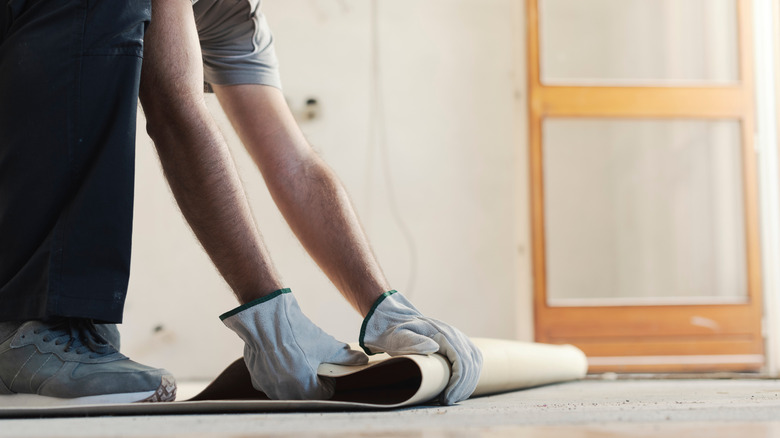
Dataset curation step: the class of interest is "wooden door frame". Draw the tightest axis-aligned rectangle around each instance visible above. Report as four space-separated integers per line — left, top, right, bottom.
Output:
528 0 765 372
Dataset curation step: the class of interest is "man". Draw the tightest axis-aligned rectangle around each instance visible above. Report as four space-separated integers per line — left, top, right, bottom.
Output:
0 0 482 406
143 0 482 404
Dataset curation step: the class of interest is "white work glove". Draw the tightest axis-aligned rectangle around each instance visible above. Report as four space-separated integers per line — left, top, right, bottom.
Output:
221 288 368 400
359 290 483 405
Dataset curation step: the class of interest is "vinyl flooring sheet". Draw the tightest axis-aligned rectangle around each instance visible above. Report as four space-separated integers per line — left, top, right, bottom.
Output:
0 338 587 417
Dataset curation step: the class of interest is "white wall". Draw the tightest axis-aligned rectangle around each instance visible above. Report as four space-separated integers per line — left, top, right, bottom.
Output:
753 0 780 375
123 0 527 380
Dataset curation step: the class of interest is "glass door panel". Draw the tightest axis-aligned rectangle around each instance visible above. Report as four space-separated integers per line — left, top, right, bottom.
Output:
543 119 747 305
539 0 739 85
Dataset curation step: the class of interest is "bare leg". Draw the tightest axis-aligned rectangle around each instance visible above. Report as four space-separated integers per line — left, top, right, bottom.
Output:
139 0 282 304
212 84 389 316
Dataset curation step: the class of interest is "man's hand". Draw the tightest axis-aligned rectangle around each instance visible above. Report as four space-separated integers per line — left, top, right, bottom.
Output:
221 289 368 400
359 291 483 405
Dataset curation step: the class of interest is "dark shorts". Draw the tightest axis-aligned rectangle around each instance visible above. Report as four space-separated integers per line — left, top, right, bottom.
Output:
0 0 151 322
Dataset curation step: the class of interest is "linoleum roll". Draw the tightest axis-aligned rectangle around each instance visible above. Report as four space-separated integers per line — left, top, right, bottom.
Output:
470 338 589 397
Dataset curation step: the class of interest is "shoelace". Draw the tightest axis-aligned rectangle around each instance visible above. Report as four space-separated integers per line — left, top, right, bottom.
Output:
33 319 116 358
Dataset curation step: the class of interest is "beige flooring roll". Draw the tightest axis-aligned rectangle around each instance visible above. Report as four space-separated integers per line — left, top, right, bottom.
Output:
316 338 588 405
470 338 589 397
0 338 588 417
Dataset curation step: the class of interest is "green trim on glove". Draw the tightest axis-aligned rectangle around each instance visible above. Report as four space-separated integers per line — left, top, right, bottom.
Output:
358 290 398 355
219 288 291 321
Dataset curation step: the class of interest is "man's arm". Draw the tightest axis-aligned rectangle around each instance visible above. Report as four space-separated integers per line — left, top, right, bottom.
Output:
138 0 283 305
212 84 483 404
139 0 367 401
212 84 389 316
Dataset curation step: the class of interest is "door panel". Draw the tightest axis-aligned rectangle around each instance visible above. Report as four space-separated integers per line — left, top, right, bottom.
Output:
544 119 746 305
528 0 763 372
539 0 739 85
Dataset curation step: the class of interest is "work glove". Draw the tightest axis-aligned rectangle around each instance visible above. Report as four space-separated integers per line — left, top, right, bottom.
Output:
359 290 483 405
221 288 368 400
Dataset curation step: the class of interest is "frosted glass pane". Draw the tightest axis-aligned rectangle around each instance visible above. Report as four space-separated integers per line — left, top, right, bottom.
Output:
540 0 739 85
544 119 746 305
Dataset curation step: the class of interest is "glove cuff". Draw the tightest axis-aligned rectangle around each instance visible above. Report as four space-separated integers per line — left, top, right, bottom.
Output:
358 290 398 355
219 288 291 321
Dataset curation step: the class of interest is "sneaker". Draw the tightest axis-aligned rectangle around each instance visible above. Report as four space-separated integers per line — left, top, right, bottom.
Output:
94 323 121 351
0 319 176 406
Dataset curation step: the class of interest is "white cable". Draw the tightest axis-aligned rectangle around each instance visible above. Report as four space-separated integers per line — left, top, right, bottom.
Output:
368 0 419 297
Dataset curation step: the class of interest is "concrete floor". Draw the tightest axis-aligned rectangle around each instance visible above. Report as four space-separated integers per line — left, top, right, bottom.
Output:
2 379 780 437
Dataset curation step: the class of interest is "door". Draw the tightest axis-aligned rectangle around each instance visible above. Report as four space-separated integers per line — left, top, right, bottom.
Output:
528 0 764 372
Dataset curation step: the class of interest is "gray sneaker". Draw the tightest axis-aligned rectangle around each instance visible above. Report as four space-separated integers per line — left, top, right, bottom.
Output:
94 323 121 351
0 319 176 406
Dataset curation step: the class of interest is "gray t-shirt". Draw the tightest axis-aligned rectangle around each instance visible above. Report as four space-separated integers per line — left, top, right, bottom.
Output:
191 0 281 90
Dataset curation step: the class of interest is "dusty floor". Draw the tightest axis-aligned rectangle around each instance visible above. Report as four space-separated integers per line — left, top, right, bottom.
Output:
2 379 780 437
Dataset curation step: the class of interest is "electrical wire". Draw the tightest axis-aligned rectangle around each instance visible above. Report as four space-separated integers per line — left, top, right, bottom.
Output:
368 0 419 298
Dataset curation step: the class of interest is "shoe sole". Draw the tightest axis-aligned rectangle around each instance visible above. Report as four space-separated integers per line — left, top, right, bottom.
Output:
0 374 176 407
138 374 177 403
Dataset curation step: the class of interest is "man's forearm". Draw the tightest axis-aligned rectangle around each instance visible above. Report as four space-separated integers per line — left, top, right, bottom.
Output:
213 84 389 316
271 155 389 316
143 106 283 303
